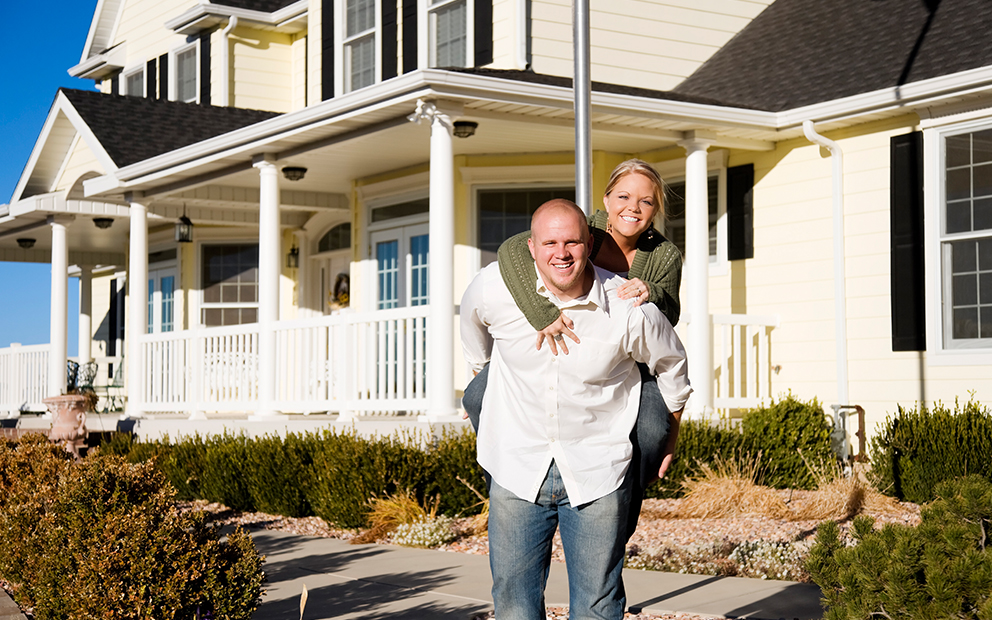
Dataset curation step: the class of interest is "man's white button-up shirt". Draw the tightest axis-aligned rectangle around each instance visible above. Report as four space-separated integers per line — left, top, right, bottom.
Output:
460 263 692 506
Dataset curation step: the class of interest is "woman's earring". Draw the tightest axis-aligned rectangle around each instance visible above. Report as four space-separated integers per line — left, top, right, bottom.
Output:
606 220 613 233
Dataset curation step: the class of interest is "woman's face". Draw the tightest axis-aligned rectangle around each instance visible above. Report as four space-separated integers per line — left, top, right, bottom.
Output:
604 173 659 240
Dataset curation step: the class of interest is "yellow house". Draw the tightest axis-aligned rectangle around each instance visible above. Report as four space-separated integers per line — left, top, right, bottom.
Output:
1 0 990 452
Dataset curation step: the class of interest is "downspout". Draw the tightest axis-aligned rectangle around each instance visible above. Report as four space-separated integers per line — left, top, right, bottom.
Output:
803 120 852 455
220 16 239 107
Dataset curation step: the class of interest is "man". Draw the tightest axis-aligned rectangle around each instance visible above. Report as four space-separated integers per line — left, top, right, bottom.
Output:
460 199 692 620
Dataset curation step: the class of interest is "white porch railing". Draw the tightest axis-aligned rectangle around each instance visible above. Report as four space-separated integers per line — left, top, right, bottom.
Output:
0 344 49 415
712 313 780 411
140 306 430 417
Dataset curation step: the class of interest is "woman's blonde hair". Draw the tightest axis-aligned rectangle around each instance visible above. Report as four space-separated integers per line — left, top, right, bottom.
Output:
603 159 667 227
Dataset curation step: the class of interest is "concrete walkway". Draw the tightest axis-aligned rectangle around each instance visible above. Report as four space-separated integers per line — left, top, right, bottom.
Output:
251 530 824 620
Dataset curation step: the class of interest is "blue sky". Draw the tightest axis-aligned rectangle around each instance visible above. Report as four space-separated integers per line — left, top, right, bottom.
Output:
1 0 100 352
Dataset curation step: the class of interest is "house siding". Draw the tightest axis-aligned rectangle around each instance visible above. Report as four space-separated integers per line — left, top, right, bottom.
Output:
112 0 200 90
490 0 517 68
528 0 772 90
309 0 325 105
231 27 295 112
52 140 103 194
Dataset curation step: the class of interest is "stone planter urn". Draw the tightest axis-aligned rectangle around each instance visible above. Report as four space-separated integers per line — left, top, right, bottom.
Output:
43 394 89 458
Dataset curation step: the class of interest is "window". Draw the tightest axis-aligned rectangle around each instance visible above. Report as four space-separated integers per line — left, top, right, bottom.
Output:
200 244 259 326
344 0 376 92
477 187 576 266
430 0 467 67
124 68 145 97
664 176 720 259
941 128 992 347
318 223 352 252
174 43 198 103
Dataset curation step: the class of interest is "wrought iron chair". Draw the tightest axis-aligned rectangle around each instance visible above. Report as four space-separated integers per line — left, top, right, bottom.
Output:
94 361 126 412
66 360 80 392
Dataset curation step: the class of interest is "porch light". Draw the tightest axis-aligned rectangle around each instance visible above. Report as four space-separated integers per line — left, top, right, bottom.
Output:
16 238 35 249
93 217 114 229
175 205 194 243
453 121 478 138
286 245 299 269
282 166 307 182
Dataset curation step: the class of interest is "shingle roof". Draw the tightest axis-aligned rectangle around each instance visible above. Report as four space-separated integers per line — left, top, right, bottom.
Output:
60 89 281 168
210 0 300 12
451 68 753 109
674 0 992 112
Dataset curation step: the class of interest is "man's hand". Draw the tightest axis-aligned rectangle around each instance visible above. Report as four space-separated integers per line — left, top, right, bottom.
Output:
655 407 683 482
535 312 579 355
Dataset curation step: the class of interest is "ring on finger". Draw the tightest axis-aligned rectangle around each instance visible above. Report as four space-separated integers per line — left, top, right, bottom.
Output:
553 334 564 342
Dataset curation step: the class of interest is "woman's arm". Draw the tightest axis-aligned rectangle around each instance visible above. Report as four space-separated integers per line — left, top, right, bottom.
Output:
629 238 682 327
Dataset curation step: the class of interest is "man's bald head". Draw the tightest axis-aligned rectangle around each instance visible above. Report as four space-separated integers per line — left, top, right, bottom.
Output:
531 199 588 240
527 198 592 301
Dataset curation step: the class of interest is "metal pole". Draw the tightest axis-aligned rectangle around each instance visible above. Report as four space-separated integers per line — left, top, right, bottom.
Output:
573 0 592 215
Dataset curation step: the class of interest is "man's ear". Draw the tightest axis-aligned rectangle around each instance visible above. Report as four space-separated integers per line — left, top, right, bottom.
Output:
527 237 536 260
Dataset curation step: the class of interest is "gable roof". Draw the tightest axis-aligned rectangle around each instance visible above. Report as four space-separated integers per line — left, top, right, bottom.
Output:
211 0 301 10
674 0 992 112
60 89 281 168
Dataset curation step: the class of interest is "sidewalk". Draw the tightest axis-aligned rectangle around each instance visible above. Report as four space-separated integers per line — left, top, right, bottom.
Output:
251 530 824 620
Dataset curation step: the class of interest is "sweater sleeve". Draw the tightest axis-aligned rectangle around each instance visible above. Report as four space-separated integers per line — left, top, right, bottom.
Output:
629 239 682 327
496 230 562 331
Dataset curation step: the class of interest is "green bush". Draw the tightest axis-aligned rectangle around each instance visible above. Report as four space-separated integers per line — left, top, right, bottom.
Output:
245 432 314 517
807 475 992 620
646 394 834 498
741 395 833 490
0 439 264 620
869 400 992 503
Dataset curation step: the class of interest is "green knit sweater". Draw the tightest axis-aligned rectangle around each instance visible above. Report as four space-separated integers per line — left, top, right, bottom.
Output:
496 209 683 331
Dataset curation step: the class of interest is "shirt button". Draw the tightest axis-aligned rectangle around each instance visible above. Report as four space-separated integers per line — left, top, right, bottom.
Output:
549 413 555 418
549 385 555 391
550 437 556 443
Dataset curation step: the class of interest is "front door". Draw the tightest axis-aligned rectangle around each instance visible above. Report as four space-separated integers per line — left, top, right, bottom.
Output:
370 224 429 309
147 268 176 333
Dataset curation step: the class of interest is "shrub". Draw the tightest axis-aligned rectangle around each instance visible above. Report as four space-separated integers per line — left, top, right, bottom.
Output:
869 399 992 503
0 440 264 619
199 432 255 511
647 394 834 498
244 432 314 517
740 395 833 490
807 475 992 620
391 516 457 548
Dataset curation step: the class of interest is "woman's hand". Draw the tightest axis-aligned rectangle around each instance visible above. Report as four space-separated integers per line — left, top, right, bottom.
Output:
535 313 579 355
654 408 683 482
617 277 650 306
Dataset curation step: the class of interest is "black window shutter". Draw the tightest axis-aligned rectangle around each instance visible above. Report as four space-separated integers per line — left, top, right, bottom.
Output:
890 131 926 351
199 32 211 104
382 0 397 79
111 75 119 95
474 0 493 66
726 163 754 260
146 58 157 98
402 0 417 73
158 54 169 100
322 1 335 100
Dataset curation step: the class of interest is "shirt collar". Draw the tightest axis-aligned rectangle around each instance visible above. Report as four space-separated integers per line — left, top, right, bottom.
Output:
533 263 606 310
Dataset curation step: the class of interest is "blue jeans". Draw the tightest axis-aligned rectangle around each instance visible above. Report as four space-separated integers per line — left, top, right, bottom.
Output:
463 363 670 539
488 462 631 620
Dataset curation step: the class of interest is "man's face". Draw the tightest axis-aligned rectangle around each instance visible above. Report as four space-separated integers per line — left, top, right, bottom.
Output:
527 208 591 300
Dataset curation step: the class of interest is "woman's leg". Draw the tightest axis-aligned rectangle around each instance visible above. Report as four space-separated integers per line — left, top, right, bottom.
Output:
461 364 489 433
627 363 670 540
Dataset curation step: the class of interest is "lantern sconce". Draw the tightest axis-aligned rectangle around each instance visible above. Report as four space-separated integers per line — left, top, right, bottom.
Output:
175 205 194 243
287 245 299 269
17 238 36 249
93 217 114 229
282 166 307 182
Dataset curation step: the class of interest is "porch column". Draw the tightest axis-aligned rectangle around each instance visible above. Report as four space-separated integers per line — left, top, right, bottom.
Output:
253 156 282 418
78 266 92 363
679 136 714 417
125 199 148 418
48 216 72 397
408 99 460 420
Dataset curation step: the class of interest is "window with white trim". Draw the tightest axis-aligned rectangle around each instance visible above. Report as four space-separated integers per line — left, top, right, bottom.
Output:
664 175 721 260
344 0 377 92
124 67 145 97
200 244 259 326
941 128 992 347
173 43 198 103
430 0 468 67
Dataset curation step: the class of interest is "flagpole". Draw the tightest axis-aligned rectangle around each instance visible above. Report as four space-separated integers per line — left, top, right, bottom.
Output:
573 0 592 216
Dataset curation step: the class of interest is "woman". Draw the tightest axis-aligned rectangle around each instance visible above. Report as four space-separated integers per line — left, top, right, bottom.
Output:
463 158 683 537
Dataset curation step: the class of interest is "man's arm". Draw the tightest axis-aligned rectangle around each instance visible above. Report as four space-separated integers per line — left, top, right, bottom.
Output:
629 305 692 414
460 269 494 374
